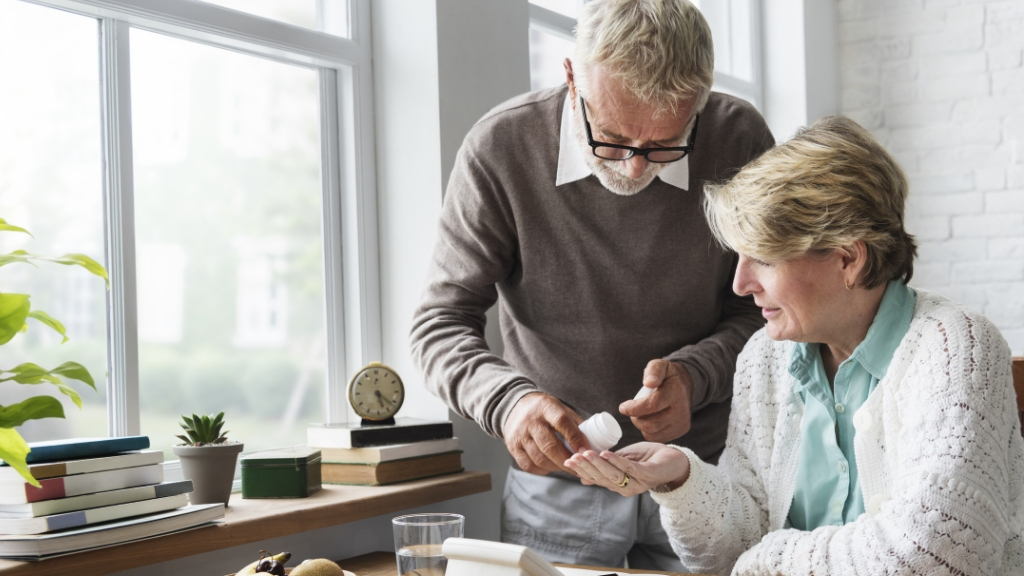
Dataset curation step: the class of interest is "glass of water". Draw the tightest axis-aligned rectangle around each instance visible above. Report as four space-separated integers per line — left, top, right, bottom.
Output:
392 513 465 576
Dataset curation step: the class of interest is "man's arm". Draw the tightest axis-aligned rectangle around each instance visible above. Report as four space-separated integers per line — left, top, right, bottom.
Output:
409 141 589 474
620 280 764 442
665 280 765 411
409 143 533 439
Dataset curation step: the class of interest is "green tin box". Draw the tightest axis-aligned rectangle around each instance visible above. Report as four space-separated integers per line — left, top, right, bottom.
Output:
241 446 322 499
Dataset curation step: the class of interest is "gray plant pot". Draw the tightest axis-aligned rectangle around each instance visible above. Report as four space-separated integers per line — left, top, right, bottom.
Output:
173 442 243 507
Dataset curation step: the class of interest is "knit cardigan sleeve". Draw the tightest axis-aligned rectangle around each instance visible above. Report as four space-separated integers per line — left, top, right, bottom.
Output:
654 300 1024 576
650 331 780 575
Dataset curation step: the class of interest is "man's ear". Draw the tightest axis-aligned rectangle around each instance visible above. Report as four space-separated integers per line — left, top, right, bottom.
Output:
564 58 577 107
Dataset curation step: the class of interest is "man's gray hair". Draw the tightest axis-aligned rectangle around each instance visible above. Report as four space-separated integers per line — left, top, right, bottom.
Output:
573 0 714 114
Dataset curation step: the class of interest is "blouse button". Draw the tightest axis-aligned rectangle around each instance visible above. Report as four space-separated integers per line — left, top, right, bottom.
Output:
838 461 848 474
834 403 845 413
853 408 873 432
867 493 890 516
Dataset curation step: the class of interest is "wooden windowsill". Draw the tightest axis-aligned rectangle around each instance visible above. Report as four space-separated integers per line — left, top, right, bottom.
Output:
0 471 491 576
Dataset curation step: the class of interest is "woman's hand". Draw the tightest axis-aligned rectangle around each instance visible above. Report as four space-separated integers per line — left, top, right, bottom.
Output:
564 442 690 497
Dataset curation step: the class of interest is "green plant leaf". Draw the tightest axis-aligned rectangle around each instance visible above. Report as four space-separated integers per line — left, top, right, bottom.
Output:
0 294 30 346
0 397 65 428
39 254 109 289
49 362 95 390
0 250 37 269
0 363 52 384
0 428 38 487
176 434 192 445
53 383 83 409
28 310 68 344
0 218 32 237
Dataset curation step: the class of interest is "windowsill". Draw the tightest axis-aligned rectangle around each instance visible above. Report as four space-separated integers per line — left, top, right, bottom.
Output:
0 471 491 576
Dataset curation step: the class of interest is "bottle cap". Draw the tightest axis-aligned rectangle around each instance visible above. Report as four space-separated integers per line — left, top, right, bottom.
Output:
579 412 622 452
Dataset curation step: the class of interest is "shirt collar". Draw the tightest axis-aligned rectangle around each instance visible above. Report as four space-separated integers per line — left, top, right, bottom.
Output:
789 280 917 383
555 92 690 191
848 280 916 379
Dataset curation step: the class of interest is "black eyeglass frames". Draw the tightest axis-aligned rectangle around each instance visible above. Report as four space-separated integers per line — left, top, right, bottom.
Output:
579 95 698 163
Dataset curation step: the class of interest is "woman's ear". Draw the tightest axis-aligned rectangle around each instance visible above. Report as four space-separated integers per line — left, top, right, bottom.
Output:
839 241 869 285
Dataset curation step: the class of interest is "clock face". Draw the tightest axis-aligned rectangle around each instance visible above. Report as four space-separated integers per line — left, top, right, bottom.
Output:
348 363 404 421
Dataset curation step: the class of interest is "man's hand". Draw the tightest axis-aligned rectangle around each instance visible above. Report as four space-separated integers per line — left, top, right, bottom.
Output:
503 392 588 476
618 360 694 443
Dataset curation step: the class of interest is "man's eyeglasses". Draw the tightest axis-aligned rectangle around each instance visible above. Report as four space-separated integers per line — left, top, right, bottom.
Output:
580 96 698 163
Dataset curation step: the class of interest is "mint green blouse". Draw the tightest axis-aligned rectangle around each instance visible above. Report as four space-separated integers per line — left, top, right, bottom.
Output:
786 281 916 530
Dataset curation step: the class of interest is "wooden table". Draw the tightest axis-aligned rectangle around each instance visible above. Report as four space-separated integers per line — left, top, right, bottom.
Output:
338 550 703 576
0 472 490 576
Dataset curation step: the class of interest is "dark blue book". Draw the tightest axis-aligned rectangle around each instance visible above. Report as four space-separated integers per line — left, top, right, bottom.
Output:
1 437 151 466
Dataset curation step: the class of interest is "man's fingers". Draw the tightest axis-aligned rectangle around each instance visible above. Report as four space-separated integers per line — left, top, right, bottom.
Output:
509 443 549 475
643 359 670 386
550 412 588 453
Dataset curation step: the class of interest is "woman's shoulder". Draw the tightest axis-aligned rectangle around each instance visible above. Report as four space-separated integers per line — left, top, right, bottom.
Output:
908 289 1008 352
896 288 1013 394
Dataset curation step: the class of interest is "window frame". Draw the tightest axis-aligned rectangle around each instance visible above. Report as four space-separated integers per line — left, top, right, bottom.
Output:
15 0 381 445
527 0 764 110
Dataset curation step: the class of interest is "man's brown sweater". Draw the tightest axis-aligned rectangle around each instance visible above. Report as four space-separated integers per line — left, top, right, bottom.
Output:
411 86 774 462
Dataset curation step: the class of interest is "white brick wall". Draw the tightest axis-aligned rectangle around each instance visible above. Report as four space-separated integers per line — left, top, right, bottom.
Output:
839 0 1024 355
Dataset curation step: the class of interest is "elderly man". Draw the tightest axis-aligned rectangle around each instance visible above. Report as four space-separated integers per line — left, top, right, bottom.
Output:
410 0 773 570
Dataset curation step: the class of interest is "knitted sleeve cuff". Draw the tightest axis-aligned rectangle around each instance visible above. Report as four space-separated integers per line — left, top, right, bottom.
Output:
649 445 707 506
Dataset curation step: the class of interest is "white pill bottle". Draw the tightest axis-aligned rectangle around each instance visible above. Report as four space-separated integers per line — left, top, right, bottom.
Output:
574 412 623 452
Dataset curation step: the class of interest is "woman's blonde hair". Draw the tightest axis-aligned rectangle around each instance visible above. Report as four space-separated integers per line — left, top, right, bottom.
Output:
573 0 714 114
703 116 918 289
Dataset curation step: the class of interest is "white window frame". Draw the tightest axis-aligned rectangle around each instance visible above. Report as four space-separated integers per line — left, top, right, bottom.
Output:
16 0 381 444
528 0 764 110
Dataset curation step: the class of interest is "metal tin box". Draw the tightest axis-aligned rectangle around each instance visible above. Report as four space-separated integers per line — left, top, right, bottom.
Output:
240 446 322 499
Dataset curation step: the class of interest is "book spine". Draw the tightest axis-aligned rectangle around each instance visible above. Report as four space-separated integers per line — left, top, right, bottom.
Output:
153 481 193 498
25 479 66 504
348 423 454 448
24 436 151 464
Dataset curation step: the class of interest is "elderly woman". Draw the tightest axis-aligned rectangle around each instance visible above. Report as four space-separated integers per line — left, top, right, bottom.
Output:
565 116 1024 575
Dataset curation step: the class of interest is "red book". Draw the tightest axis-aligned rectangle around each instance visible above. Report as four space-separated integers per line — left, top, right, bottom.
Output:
1 465 163 505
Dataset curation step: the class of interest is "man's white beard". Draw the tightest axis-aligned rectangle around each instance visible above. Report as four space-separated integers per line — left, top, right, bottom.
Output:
571 102 667 196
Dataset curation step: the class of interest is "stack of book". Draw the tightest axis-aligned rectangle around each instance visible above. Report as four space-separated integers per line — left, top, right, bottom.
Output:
307 418 463 486
0 436 223 560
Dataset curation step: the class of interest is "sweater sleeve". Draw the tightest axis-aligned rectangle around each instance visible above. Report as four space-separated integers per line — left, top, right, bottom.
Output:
731 309 1024 576
663 100 774 410
651 336 776 575
665 272 765 410
409 142 539 439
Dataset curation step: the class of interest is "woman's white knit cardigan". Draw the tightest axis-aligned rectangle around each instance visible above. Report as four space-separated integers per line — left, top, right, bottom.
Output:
651 290 1024 575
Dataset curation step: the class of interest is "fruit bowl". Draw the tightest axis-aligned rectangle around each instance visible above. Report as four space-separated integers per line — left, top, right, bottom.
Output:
226 565 354 569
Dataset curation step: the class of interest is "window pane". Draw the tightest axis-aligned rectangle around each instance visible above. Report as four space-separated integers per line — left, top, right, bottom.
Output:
530 0 581 18
198 0 349 38
130 30 326 461
529 28 574 91
695 0 756 82
0 1 108 443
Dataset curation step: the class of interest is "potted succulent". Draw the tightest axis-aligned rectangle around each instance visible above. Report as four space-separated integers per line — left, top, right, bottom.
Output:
0 218 106 486
173 412 243 506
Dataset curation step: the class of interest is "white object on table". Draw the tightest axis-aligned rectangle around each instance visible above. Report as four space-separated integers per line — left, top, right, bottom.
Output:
559 569 663 576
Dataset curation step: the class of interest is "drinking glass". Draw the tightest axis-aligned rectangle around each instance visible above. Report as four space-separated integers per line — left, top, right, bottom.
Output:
392 513 464 576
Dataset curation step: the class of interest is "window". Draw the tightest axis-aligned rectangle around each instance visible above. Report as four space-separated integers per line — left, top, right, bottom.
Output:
0 0 378 466
0 0 107 443
528 0 763 109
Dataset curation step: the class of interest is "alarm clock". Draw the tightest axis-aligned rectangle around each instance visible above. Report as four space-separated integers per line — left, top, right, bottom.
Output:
348 361 405 425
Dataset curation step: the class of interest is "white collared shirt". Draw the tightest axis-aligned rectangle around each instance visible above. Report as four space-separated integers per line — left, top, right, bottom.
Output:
555 93 690 190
